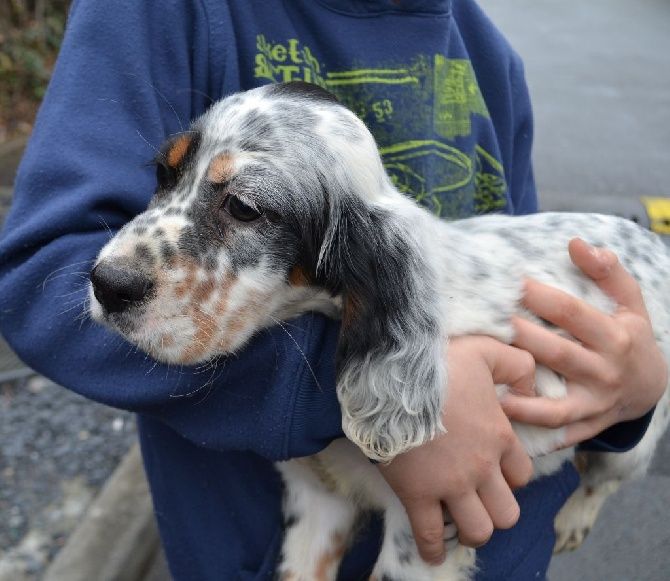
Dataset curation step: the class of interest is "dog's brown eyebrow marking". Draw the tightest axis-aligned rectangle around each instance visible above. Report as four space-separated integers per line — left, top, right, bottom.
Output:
207 153 235 183
167 135 193 168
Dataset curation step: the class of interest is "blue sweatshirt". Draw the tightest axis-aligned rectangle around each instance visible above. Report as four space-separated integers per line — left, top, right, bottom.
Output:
0 1 650 579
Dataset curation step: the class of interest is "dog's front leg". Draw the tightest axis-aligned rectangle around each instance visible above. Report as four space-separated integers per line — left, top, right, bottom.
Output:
276 459 357 581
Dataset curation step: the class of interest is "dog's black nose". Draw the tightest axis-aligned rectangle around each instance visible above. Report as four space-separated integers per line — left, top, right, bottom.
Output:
90 262 154 314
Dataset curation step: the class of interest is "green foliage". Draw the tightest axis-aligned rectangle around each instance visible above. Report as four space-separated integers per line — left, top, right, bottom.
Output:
0 1 71 136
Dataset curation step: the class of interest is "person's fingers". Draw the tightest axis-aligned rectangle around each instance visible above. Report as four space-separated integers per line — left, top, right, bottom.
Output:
561 414 616 448
500 386 607 429
479 338 537 396
477 471 521 529
499 435 534 489
568 238 648 317
512 316 607 380
521 279 621 350
404 500 447 565
445 493 494 548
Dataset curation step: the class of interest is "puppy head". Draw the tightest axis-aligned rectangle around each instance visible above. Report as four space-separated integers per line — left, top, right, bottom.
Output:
89 82 390 364
89 82 444 459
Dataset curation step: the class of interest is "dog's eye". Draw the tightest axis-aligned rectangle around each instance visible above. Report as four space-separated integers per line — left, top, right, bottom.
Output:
156 161 178 190
224 196 262 222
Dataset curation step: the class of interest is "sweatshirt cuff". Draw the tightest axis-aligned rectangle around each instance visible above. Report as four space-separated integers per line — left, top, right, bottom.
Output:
579 408 655 453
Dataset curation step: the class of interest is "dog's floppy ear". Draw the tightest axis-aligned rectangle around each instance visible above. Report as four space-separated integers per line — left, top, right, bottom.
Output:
319 198 446 461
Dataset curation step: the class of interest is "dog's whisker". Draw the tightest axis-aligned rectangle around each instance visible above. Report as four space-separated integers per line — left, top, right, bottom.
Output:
97 215 116 240
124 72 184 132
42 260 95 290
175 87 215 105
44 271 92 288
136 129 162 157
54 300 88 318
145 358 160 375
269 315 322 392
57 286 89 300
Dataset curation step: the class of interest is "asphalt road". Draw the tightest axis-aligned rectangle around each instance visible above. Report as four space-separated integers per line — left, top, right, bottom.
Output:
478 1 670 579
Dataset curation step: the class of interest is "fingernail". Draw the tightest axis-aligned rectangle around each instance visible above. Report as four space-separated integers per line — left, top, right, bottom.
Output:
590 246 615 274
589 245 602 260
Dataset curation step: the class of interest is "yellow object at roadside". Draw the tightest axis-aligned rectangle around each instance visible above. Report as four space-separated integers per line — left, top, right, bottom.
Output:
641 197 670 235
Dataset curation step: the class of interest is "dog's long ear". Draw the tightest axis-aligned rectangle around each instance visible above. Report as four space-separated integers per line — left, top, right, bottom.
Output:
319 198 446 461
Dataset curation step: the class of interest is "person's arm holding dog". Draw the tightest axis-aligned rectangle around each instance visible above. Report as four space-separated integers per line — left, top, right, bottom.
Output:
376 46 667 564
379 243 667 565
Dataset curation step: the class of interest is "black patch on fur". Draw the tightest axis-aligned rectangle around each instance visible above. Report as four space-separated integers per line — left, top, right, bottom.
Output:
393 530 415 565
470 255 491 281
178 225 212 261
502 230 546 259
218 164 323 275
268 81 340 104
203 253 218 271
238 111 277 153
284 513 298 529
184 206 196 220
152 132 202 199
274 103 321 131
160 241 176 266
319 196 438 377
134 243 155 267
544 215 563 228
134 214 159 228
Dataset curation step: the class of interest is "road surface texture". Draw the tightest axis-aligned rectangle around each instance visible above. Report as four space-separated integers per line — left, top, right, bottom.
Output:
478 1 670 579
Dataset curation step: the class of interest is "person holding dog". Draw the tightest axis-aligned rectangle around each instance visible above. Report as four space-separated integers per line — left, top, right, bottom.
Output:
0 0 665 579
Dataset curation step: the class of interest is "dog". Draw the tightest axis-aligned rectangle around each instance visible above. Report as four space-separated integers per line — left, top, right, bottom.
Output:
89 81 670 580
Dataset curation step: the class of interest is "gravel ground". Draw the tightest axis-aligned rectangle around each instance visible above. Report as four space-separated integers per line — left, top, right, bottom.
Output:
0 374 135 579
0 137 138 580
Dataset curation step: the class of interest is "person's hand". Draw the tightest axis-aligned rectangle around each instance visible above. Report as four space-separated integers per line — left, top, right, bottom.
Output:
378 336 536 565
502 238 668 448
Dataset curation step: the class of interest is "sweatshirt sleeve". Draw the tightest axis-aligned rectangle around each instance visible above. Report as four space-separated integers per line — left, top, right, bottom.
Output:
507 54 538 216
0 0 343 462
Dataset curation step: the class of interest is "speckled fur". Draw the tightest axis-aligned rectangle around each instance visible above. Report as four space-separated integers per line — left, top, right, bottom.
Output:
90 82 670 580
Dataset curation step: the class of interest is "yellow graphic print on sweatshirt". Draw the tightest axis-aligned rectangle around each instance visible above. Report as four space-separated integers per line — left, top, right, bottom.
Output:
254 36 507 218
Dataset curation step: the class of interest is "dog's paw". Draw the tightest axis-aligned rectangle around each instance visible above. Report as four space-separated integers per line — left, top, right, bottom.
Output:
554 521 592 554
370 544 476 581
553 480 620 554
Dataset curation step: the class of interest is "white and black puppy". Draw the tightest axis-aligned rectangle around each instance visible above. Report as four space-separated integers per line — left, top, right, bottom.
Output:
89 82 670 580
